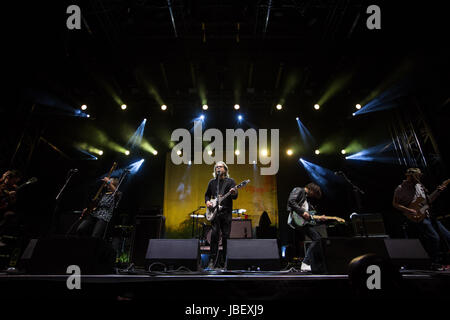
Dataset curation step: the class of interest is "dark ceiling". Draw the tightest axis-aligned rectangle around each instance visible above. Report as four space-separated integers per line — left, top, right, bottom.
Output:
4 0 449 166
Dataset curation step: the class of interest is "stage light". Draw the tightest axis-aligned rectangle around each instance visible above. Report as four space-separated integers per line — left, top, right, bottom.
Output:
86 114 90 118
128 159 145 174
98 150 103 156
234 104 240 110
341 149 346 155
161 104 167 111
176 150 182 156
188 160 192 165
121 104 127 110
314 104 320 110
261 149 268 157
345 142 396 163
296 117 315 150
352 112 356 116
125 150 130 156
298 158 336 194
81 104 87 110
355 104 362 110
238 114 243 121
286 149 293 156
276 104 283 110
315 149 320 155
199 114 205 121
207 150 213 156
152 150 158 155
235 150 240 156
202 104 208 110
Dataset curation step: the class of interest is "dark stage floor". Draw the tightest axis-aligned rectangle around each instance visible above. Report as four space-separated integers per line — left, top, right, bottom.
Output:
1 269 449 301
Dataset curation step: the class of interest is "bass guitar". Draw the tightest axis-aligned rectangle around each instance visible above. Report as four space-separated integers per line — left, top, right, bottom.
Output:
405 179 450 223
80 162 117 220
205 179 250 221
288 210 345 228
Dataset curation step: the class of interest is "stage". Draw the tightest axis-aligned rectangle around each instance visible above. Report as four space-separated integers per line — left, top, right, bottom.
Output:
1 268 449 301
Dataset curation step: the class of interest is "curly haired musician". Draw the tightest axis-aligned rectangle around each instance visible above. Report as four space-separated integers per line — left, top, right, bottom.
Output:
287 182 325 273
393 168 450 269
205 161 237 270
76 177 122 238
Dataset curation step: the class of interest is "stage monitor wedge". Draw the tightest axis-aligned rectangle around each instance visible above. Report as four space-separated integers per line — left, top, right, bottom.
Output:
145 239 200 271
226 239 280 271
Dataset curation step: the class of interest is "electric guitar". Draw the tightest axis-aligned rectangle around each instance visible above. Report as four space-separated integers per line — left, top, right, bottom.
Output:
288 210 345 228
205 179 250 221
0 177 38 227
405 179 450 223
80 162 117 220
0 177 38 210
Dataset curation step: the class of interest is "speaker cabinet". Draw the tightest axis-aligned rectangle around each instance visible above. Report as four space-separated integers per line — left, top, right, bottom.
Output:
383 239 430 269
230 219 252 239
319 237 430 274
145 239 199 271
131 215 165 267
20 236 115 274
321 237 389 274
226 239 280 271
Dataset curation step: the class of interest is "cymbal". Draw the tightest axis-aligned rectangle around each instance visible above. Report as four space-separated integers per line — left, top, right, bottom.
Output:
232 209 247 214
190 214 205 218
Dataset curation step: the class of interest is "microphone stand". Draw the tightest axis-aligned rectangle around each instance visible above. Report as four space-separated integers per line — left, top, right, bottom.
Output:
190 206 203 238
340 172 365 212
339 172 367 236
52 169 77 235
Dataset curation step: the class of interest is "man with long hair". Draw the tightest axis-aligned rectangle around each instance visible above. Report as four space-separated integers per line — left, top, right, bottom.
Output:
205 161 237 269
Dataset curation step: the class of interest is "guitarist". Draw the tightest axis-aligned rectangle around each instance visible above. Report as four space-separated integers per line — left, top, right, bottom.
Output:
287 182 326 273
0 170 22 246
205 161 237 269
393 168 450 269
76 177 122 238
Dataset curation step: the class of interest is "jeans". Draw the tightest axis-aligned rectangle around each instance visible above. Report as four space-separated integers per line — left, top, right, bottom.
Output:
210 211 232 265
410 218 450 263
301 225 326 273
76 215 108 238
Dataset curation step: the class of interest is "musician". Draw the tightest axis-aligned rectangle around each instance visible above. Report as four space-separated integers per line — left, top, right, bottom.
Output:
205 161 237 269
0 170 21 246
393 168 450 268
287 182 325 273
76 177 122 238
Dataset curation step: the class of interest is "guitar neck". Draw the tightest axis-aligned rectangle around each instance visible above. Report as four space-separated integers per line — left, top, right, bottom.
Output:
428 189 441 203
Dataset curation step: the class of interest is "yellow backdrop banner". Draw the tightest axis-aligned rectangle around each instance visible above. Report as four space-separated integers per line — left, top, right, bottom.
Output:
163 154 278 238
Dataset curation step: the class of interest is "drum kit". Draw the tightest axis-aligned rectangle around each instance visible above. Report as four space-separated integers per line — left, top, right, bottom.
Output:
188 206 249 246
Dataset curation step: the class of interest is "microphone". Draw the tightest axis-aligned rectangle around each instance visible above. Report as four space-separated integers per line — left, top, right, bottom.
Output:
70 168 79 173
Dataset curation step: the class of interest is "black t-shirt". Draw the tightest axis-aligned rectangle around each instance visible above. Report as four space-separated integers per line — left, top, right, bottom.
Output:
205 177 238 211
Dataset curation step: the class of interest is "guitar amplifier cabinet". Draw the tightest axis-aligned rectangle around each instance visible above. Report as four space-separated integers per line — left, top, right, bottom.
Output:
350 213 386 237
131 215 165 267
230 219 252 239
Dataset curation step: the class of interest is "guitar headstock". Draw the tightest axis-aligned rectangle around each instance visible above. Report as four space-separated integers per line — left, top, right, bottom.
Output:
237 179 250 188
25 177 38 185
